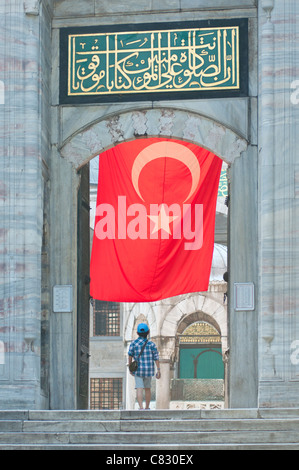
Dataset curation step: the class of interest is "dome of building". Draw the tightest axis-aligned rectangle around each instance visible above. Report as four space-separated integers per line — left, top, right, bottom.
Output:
90 156 99 184
210 244 227 282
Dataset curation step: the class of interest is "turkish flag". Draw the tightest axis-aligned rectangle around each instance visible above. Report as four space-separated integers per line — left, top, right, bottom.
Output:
90 138 222 302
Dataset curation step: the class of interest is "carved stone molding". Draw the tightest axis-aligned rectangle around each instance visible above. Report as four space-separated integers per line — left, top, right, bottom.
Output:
60 109 248 170
24 0 41 15
262 0 274 20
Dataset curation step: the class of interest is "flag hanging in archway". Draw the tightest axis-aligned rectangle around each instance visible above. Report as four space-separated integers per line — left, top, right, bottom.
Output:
90 138 222 302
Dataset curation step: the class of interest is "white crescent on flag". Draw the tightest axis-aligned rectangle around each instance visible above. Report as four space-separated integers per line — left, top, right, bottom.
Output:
131 141 201 203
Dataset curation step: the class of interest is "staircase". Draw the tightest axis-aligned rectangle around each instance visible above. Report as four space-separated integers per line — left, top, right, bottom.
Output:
0 409 299 450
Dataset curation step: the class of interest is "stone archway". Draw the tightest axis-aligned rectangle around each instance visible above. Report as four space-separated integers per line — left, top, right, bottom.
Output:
159 294 227 409
124 303 158 343
59 108 247 169
161 294 227 347
174 303 228 361
123 292 227 409
54 106 257 409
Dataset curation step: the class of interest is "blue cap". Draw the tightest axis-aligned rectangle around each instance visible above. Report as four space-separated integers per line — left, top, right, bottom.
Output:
137 323 149 334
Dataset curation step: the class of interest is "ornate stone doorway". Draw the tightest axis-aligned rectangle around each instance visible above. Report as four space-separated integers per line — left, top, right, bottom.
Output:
55 106 257 409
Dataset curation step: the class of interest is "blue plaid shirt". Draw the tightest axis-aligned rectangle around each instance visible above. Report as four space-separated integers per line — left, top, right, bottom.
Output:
128 337 159 377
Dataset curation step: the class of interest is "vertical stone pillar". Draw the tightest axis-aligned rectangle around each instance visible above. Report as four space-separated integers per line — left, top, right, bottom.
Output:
259 0 276 382
49 150 79 410
156 360 171 409
228 145 258 408
0 0 42 408
125 362 136 410
0 0 52 409
258 0 299 405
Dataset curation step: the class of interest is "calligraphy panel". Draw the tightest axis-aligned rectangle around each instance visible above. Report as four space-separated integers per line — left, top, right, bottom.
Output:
218 168 228 198
60 19 248 103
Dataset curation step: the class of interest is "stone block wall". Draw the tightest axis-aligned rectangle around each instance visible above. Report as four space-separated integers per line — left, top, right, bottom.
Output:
0 0 53 408
1 0 299 411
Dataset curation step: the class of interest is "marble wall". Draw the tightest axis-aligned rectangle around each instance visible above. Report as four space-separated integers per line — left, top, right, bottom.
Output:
1 0 299 410
258 0 299 407
0 0 53 408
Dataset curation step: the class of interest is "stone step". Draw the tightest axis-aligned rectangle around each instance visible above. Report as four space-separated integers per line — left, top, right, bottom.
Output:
0 429 299 445
2 418 299 433
1 443 299 450
0 409 298 450
1 408 299 421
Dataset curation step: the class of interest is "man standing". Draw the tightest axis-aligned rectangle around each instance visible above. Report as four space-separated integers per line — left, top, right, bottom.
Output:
128 323 161 410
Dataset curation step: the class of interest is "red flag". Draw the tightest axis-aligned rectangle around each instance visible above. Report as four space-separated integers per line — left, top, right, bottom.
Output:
90 138 222 302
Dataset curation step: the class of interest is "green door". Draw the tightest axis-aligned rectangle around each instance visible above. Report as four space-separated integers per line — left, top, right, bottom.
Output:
179 346 224 379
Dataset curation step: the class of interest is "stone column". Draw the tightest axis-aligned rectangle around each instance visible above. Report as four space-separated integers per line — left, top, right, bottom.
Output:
125 367 136 410
0 0 47 409
259 0 276 382
156 359 171 409
258 0 299 406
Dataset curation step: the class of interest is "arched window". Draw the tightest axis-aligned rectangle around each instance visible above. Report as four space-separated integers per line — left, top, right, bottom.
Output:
179 322 224 379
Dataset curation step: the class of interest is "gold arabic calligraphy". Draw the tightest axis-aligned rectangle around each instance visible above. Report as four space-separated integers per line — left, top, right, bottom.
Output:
218 169 228 198
68 27 239 96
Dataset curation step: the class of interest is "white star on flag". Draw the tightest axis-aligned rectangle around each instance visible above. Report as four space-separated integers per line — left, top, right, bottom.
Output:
148 204 179 235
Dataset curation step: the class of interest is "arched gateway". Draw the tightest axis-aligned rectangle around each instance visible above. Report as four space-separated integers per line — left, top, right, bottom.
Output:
1 0 299 414
60 109 247 168
11 0 299 412
54 106 257 410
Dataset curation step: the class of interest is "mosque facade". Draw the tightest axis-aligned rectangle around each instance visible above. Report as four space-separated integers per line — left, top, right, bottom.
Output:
1 0 299 410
